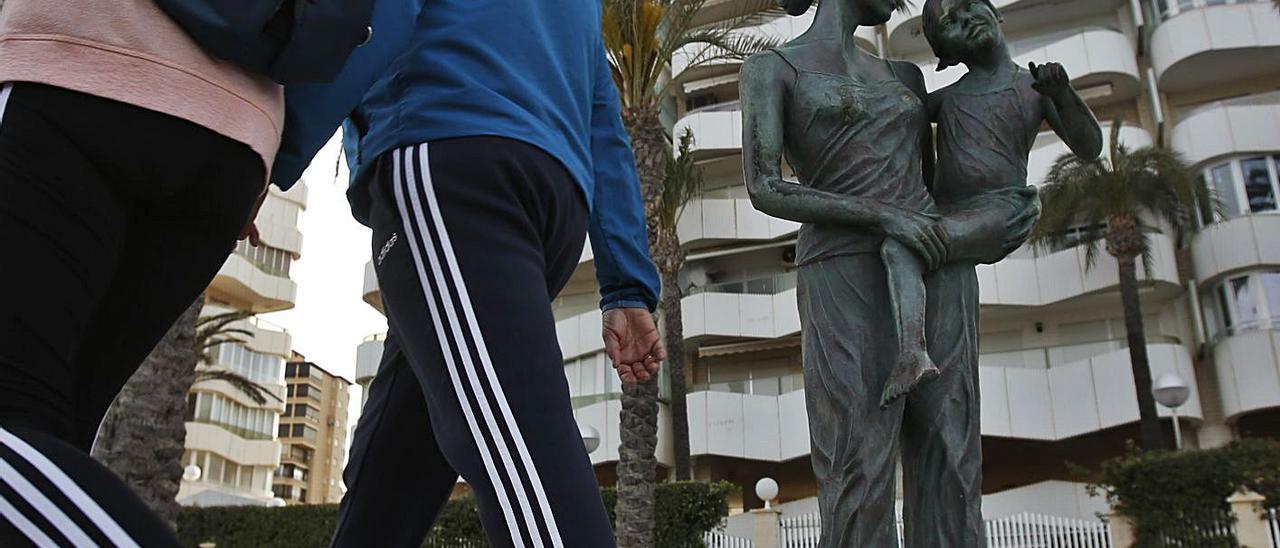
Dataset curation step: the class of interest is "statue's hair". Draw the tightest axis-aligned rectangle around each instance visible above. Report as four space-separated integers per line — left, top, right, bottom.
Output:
921 0 1002 70
778 0 911 18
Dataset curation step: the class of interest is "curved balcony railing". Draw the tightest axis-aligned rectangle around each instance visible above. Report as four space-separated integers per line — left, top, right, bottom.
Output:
1150 1 1280 92
1171 91 1280 168
1210 324 1280 421
1191 214 1280 285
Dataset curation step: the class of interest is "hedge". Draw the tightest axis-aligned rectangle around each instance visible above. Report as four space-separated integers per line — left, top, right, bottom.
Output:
177 481 735 547
1090 439 1280 547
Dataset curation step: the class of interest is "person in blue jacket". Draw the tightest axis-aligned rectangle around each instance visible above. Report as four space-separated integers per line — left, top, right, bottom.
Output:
272 1 665 546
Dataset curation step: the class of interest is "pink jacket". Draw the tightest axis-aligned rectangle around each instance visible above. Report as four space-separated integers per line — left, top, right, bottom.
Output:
0 0 286 176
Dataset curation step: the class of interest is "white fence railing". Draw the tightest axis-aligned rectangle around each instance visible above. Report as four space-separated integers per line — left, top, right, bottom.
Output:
704 530 754 548
1268 508 1279 548
985 513 1113 548
776 512 1112 548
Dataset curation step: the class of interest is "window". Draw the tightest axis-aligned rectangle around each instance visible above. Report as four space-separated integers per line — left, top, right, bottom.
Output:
1150 0 1260 21
233 239 294 277
190 392 278 439
1201 154 1280 222
1205 271 1280 338
208 342 285 386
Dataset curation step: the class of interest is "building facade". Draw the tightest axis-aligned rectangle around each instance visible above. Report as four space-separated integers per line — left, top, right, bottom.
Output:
274 355 352 505
356 0 1280 519
179 184 309 507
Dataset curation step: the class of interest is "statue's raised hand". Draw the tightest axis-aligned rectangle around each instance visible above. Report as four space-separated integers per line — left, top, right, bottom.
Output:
878 207 949 270
1029 61 1071 100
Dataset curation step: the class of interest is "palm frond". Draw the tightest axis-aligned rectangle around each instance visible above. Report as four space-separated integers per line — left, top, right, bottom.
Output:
660 127 705 230
194 369 277 405
1034 119 1202 273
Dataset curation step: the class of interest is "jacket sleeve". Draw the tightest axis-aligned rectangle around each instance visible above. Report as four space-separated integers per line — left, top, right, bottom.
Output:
269 0 421 190
588 42 661 312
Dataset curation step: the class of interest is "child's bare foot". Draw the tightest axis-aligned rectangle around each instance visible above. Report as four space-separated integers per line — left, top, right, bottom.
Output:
880 351 940 409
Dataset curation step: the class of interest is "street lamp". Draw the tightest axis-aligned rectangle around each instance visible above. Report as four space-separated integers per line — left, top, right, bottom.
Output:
182 465 202 482
579 423 601 454
1153 372 1190 450
755 477 779 510
267 498 287 508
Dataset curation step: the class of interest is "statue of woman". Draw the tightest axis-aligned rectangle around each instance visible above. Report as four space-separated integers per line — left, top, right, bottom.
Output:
739 0 1039 545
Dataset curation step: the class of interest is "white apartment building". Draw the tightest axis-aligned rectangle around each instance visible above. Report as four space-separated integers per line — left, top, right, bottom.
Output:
356 0 1280 519
179 184 309 507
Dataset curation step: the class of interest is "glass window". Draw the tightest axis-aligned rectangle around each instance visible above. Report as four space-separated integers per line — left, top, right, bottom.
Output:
1231 276 1259 328
1260 272 1280 323
1210 164 1241 219
1240 157 1277 213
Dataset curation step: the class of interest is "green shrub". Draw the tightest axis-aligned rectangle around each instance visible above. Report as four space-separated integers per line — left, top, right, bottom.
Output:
1091 439 1280 547
177 481 735 547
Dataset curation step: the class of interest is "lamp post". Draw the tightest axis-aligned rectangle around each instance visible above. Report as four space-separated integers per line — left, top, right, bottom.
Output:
755 477 779 510
579 423 601 455
1153 372 1190 450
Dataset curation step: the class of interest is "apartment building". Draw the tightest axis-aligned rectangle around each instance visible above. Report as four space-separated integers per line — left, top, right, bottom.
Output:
356 0 1280 519
179 184 309 507
273 354 352 505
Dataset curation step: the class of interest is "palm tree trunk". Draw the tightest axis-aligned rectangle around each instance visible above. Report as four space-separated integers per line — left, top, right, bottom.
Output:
615 104 668 548
659 257 692 481
1116 256 1168 451
92 296 203 530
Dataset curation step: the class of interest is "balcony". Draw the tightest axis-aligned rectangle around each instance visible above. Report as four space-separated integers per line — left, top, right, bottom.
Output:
184 422 281 468
363 260 384 315
1170 91 1280 168
681 338 1200 462
355 335 386 386
919 27 1140 102
1191 215 1280 285
976 232 1182 308
211 253 297 313
672 9 876 85
886 0 1128 57
1211 323 1280 421
676 188 800 249
572 398 674 467
1150 1 1280 93
673 103 742 161
1029 122 1152 188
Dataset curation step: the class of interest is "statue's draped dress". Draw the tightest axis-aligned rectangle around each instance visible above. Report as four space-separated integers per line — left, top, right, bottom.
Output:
770 48 986 547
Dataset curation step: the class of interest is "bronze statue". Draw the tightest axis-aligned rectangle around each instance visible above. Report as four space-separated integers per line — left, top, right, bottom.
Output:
738 0 1099 544
880 0 1102 407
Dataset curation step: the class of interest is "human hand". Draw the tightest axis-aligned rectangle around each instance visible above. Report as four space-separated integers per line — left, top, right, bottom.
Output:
603 307 665 385
879 208 948 270
239 187 268 247
1029 62 1072 100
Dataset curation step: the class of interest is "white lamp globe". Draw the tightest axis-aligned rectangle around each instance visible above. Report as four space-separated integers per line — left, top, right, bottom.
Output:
579 424 601 454
182 465 201 482
268 497 287 508
755 477 779 508
1153 372 1190 408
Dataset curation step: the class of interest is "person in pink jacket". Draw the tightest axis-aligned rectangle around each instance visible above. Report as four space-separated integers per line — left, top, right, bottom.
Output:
0 1 285 545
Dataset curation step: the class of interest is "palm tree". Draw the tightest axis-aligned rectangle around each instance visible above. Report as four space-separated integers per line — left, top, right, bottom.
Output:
94 300 275 528
600 1 775 544
1028 121 1210 451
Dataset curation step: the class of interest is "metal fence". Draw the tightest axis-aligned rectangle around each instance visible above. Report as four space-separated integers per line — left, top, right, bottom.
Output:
777 512 1113 548
1268 507 1279 548
704 530 754 548
985 513 1113 548
1153 508 1236 547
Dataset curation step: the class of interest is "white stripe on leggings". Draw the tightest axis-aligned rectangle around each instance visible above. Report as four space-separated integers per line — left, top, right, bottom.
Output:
413 143 565 547
0 427 140 548
0 492 58 548
0 457 94 546
0 84 13 123
390 148 530 548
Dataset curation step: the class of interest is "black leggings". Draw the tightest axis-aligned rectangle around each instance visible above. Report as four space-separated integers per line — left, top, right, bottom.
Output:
0 83 264 546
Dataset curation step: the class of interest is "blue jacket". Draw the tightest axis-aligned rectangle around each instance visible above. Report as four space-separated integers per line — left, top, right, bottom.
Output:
271 0 660 312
